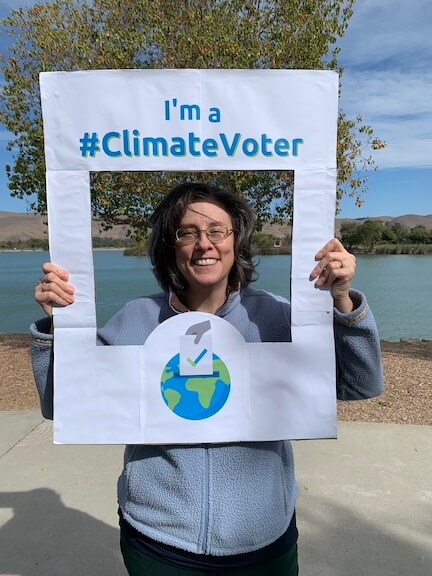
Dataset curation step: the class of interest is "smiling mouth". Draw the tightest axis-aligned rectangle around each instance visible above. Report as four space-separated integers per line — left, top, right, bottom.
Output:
193 258 219 266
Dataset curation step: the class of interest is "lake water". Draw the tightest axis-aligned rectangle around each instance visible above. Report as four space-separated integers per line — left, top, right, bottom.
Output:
1 250 431 341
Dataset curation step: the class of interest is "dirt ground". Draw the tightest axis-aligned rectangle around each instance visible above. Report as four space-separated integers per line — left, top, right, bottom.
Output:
1 333 431 425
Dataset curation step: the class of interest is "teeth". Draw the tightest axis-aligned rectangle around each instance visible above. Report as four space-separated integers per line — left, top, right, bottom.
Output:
194 258 218 265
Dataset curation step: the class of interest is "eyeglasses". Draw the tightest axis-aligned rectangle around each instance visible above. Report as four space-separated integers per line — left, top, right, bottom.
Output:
175 225 233 245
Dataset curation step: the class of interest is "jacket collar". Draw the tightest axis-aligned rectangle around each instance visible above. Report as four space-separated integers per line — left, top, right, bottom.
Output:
169 287 241 317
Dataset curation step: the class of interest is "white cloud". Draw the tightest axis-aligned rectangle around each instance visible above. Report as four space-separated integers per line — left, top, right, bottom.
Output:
369 126 432 169
341 70 432 118
338 0 432 169
338 0 432 67
340 70 432 168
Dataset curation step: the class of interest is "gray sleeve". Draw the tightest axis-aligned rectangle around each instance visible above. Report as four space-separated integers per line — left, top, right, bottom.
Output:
29 314 111 420
30 317 54 420
334 289 384 401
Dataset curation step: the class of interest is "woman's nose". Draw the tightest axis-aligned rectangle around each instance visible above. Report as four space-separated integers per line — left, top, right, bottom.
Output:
195 230 213 249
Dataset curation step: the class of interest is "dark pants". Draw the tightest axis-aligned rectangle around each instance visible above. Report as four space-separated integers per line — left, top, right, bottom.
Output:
120 534 299 576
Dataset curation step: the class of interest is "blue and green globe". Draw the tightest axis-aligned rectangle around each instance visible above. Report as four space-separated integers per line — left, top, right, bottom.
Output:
161 354 231 420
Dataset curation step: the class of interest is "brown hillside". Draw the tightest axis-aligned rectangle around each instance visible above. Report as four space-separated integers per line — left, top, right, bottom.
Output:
390 214 432 229
0 211 131 241
0 212 48 241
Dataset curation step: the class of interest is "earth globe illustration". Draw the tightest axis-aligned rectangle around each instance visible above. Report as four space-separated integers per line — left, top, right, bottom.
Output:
161 353 231 420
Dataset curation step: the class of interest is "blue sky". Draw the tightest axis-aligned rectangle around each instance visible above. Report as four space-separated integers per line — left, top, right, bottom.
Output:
0 0 431 217
336 0 432 217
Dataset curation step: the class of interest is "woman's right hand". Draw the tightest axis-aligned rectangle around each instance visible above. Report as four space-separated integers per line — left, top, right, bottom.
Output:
35 263 75 318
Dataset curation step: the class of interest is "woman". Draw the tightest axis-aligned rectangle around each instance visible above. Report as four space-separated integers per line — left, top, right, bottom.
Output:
32 182 383 575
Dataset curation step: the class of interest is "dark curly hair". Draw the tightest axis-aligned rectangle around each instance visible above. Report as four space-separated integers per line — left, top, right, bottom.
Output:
148 182 257 296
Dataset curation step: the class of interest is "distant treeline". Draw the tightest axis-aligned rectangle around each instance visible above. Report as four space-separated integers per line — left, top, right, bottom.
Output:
340 221 432 254
249 225 432 255
0 237 135 251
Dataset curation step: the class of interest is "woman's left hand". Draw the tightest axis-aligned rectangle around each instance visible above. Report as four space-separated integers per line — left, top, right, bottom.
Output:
309 238 356 313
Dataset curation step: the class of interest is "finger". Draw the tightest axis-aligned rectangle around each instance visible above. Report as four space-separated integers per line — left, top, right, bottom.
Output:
315 258 355 288
325 252 356 275
35 285 74 308
310 257 348 281
322 261 345 285
37 264 75 297
35 264 72 319
315 238 344 260
42 262 70 282
314 266 331 287
35 268 75 306
35 283 75 306
311 239 355 282
42 271 75 295
312 250 354 275
309 257 329 280
312 239 345 279
324 256 348 272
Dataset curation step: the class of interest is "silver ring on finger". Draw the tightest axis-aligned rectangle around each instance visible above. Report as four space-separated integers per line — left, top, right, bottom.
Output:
41 282 47 292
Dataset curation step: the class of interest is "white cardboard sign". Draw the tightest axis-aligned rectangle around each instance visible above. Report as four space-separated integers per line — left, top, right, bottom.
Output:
40 69 339 444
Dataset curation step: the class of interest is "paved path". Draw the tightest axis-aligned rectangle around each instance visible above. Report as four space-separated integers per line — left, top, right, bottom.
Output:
0 411 430 575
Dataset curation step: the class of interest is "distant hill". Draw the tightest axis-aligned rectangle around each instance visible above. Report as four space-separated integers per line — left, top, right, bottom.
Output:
0 212 130 242
0 211 431 242
334 214 432 237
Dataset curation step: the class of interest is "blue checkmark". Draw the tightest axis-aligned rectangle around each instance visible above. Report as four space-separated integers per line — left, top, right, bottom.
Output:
186 348 208 367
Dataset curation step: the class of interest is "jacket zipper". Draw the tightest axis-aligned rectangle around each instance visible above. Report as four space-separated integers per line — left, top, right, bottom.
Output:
201 445 211 553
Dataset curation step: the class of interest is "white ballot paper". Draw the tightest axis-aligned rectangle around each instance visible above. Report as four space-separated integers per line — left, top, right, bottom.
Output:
40 69 339 444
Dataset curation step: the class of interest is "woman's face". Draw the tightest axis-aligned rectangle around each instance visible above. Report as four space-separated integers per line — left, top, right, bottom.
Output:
174 201 235 298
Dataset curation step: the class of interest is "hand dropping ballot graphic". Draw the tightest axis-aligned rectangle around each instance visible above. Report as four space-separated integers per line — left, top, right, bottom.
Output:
162 320 231 421
141 312 248 444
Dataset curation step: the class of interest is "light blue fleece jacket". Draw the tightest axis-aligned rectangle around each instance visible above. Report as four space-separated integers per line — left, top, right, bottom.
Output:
30 287 383 556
